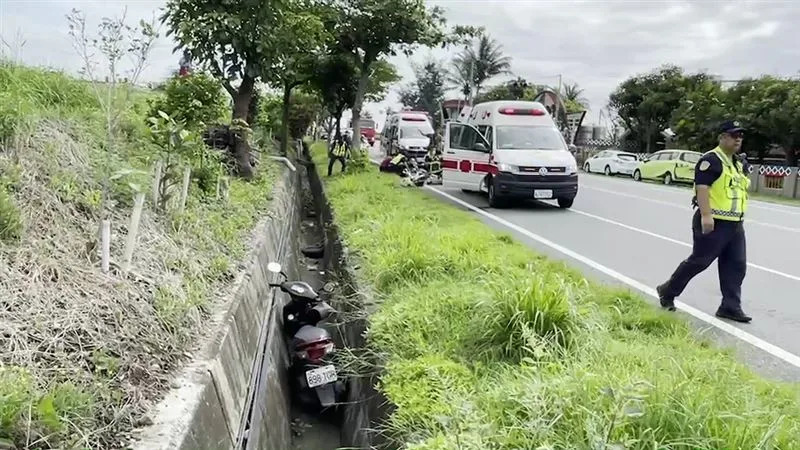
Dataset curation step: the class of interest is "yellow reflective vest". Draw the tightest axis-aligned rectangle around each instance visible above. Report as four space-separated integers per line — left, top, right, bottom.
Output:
331 143 347 157
701 146 750 221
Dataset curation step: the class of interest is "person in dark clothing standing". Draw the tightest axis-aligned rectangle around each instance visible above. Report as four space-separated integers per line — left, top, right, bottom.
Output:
657 120 752 323
327 134 349 176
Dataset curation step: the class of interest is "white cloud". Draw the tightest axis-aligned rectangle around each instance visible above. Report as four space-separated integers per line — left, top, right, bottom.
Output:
3 0 797 131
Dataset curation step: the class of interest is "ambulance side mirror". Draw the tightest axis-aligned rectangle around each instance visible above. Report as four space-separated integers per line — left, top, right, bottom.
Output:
474 142 488 153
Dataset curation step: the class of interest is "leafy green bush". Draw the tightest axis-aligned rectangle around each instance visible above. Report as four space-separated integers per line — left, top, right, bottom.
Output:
255 90 322 140
311 142 800 449
147 72 226 131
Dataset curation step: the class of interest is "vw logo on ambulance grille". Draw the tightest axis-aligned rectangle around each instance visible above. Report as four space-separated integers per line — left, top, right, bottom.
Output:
538 167 548 175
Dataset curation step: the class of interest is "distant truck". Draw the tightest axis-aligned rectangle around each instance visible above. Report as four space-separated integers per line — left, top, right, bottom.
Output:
349 118 376 145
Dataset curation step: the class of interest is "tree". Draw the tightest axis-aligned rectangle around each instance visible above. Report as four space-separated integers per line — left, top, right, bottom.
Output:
266 2 330 155
476 77 542 103
310 51 398 139
449 33 511 101
147 72 227 130
334 0 476 151
670 77 728 152
445 57 473 101
732 77 800 164
608 65 695 153
562 82 589 108
163 0 308 177
398 59 445 130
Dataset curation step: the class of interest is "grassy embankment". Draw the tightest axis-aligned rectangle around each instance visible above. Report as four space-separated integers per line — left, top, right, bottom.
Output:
311 142 800 449
0 62 277 448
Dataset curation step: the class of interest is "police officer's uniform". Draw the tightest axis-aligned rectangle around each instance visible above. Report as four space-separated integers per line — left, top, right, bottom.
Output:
327 138 349 176
657 121 752 323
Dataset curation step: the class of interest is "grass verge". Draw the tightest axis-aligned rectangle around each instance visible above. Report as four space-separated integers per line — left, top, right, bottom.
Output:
0 61 277 448
312 143 800 449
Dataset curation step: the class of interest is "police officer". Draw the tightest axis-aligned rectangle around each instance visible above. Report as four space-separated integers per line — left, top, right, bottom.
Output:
657 120 752 323
327 134 349 176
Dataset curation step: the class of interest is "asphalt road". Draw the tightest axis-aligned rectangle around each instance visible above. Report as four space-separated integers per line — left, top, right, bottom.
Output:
369 145 800 381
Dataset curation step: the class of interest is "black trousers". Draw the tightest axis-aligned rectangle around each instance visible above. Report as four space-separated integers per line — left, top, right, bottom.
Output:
661 210 746 311
327 155 346 176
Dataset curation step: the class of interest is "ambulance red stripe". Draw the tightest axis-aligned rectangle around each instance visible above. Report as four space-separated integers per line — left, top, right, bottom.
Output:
441 159 497 175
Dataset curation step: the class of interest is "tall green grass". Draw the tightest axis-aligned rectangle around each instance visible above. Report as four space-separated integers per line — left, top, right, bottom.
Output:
312 143 800 449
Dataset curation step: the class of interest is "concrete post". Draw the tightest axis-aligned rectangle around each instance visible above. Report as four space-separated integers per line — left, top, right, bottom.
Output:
749 164 760 193
786 167 799 198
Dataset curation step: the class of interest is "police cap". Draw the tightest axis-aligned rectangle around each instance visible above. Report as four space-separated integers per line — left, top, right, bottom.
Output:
719 120 745 134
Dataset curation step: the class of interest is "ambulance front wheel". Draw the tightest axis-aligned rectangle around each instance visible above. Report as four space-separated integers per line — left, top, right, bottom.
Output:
487 178 508 209
557 197 574 209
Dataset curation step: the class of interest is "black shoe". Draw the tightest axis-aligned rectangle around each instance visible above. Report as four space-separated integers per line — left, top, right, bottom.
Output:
715 307 752 323
656 283 676 311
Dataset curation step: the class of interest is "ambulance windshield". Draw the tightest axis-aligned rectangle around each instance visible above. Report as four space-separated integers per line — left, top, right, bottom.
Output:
495 126 567 151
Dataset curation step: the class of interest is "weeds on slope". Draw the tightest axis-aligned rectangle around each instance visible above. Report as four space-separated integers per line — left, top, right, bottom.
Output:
311 142 800 449
0 62 277 448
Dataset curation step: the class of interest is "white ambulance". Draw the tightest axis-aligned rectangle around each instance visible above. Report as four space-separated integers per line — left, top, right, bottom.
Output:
442 100 579 208
380 110 435 157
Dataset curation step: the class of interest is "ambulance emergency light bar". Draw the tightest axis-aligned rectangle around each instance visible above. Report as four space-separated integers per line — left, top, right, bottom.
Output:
498 107 546 116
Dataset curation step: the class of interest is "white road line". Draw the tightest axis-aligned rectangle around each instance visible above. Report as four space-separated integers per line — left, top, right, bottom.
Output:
425 185 800 369
585 174 800 216
581 184 800 234
568 207 800 282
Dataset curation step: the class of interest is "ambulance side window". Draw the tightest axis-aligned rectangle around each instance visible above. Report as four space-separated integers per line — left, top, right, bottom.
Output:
476 125 494 150
449 123 465 148
451 125 488 152
457 126 479 149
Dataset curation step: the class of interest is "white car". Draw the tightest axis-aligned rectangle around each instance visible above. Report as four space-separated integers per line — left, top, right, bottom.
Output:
583 150 640 176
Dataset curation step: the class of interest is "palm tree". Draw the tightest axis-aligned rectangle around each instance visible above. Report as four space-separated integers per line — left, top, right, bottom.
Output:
446 34 512 102
562 82 589 108
445 58 473 102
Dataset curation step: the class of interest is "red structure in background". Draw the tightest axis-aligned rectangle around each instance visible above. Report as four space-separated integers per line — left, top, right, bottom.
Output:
178 51 192 77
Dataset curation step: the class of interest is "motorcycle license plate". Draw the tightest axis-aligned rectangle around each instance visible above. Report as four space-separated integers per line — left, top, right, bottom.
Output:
306 365 337 388
534 189 553 199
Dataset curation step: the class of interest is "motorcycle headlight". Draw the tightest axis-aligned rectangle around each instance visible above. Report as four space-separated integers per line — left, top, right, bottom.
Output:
495 162 517 173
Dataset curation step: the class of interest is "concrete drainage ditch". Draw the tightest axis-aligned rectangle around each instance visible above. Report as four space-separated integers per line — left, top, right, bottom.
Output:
133 146 389 450
303 148 392 449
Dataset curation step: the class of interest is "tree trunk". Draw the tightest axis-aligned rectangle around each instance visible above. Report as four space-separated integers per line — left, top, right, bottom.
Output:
280 83 293 156
231 74 256 179
351 65 372 152
786 142 798 166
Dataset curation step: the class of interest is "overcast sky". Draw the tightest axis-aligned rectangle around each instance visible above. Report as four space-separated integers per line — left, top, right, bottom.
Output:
2 0 799 130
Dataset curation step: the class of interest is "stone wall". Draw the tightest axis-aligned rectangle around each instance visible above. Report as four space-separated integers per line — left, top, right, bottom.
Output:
132 165 302 450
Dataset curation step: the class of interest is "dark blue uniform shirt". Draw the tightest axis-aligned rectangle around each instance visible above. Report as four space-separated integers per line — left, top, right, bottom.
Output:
694 152 748 186
694 152 724 186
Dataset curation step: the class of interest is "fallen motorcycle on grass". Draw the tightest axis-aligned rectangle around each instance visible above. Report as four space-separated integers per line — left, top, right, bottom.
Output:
379 151 430 187
267 262 345 411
